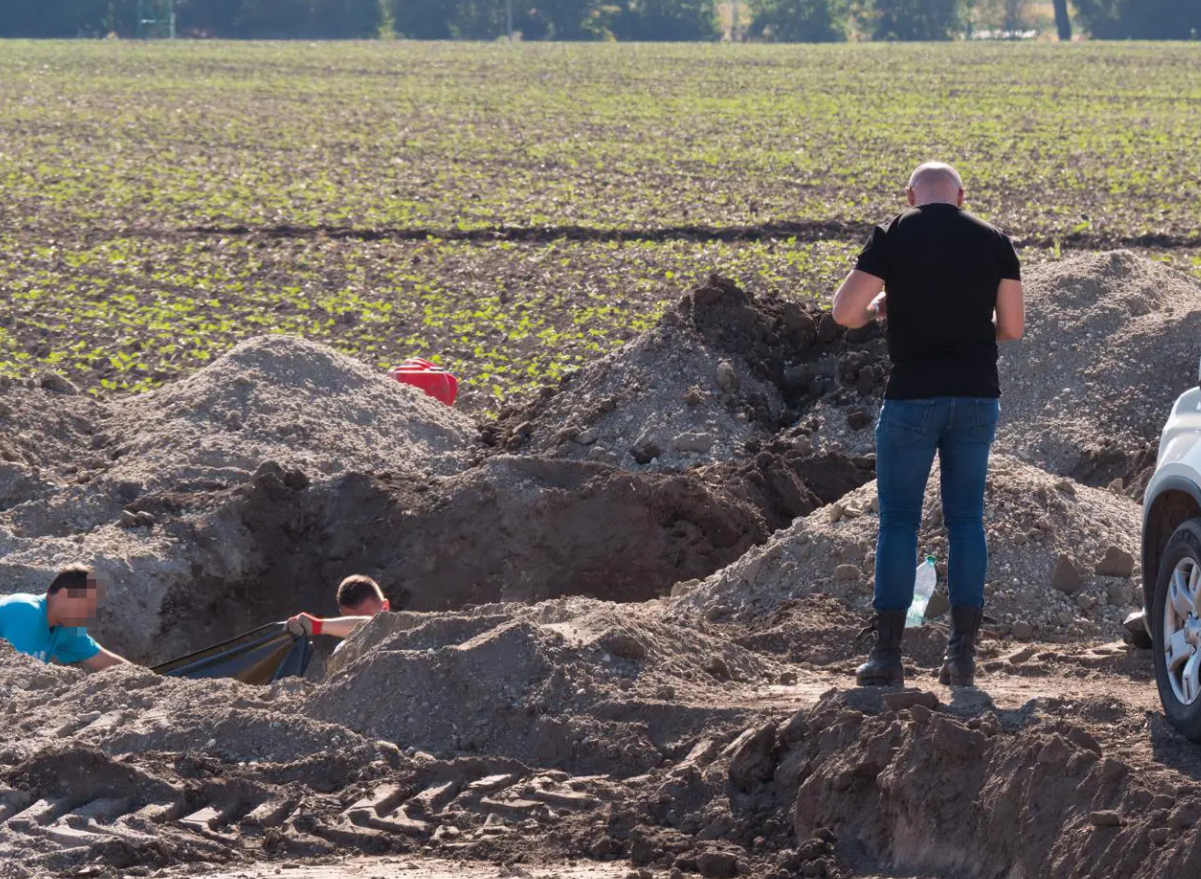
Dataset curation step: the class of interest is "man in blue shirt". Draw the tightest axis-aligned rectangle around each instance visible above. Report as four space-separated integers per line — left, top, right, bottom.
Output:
0 566 130 670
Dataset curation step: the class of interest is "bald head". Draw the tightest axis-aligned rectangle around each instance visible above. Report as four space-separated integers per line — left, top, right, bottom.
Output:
906 162 964 208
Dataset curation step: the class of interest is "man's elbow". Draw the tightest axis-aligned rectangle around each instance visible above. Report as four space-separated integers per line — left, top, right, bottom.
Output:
832 303 868 329
997 323 1024 342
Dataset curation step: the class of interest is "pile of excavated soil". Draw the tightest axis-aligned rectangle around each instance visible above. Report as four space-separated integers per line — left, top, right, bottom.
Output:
679 454 1143 643
995 250 1201 490
488 276 889 473
304 598 782 771
0 378 108 502
106 335 479 489
789 689 1201 879
694 432 878 532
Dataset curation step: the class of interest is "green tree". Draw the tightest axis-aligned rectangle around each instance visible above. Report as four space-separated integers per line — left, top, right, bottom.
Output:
311 0 383 37
0 0 112 36
748 0 847 41
443 0 508 38
174 0 244 36
611 0 721 40
517 0 615 39
232 0 315 37
391 0 453 38
855 0 964 40
1073 0 1199 39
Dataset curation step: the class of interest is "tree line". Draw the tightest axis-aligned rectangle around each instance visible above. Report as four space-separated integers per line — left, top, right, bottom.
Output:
0 0 1196 41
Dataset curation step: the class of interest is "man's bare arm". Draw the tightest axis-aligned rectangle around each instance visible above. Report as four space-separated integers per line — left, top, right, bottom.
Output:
832 270 886 329
81 646 130 671
995 278 1024 341
287 613 372 640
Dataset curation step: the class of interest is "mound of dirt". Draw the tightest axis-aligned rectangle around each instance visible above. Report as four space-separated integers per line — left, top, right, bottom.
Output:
105 335 479 490
305 598 782 772
792 690 1201 879
487 276 888 472
696 433 878 532
0 378 108 503
995 250 1201 489
750 250 1201 475
679 454 1143 643
0 599 1191 879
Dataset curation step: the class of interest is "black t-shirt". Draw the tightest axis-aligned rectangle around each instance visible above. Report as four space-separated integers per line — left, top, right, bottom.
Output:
854 203 1021 400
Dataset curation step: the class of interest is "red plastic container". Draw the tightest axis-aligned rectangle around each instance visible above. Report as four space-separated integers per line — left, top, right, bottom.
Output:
388 358 458 407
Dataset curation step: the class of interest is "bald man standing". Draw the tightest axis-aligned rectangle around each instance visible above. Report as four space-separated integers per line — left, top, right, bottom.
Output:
832 162 1025 689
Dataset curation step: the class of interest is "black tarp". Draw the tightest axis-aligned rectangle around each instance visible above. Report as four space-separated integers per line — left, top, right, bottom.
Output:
152 622 312 685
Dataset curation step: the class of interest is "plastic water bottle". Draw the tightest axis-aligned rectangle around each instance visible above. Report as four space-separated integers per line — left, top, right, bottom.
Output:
905 556 938 628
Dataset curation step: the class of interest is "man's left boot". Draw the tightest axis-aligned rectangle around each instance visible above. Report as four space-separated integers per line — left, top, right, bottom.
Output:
939 605 984 687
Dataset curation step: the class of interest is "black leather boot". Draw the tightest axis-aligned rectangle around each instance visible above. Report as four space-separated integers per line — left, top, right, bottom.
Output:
855 610 907 687
939 606 984 687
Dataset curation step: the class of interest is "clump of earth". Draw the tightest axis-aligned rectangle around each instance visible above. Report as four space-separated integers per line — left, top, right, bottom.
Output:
1 253 1199 879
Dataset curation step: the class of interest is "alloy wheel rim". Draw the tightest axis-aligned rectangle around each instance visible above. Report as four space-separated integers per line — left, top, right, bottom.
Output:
1164 557 1201 706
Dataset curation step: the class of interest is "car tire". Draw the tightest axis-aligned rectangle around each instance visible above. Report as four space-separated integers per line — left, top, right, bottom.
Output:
1152 517 1201 741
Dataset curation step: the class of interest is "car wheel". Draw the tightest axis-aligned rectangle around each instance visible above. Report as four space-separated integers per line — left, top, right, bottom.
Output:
1153 518 1201 740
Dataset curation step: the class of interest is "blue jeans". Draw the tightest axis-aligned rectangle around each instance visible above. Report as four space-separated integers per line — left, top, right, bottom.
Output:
874 397 999 612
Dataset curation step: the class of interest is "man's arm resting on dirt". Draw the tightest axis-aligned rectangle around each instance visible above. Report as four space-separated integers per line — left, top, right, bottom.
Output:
287 613 372 639
81 646 131 671
832 271 885 329
316 616 372 639
995 278 1024 342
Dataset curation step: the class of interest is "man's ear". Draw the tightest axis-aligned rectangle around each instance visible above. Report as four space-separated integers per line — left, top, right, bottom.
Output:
956 188 965 207
380 599 391 612
905 188 916 206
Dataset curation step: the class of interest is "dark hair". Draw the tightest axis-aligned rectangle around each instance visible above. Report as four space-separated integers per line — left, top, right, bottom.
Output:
47 566 94 595
336 575 384 610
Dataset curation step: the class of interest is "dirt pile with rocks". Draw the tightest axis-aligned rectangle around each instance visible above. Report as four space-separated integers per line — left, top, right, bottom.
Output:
679 454 1143 643
488 275 888 469
791 689 1201 879
485 276 883 531
304 598 780 770
995 250 1201 492
107 335 478 488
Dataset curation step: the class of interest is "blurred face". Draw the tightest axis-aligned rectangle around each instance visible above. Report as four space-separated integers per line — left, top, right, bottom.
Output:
57 577 103 626
339 596 389 618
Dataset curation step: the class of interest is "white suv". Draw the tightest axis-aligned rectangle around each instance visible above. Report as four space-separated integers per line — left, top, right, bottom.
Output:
1134 372 1201 739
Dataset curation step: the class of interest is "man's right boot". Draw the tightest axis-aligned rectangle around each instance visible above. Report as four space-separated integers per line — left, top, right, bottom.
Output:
855 610 907 687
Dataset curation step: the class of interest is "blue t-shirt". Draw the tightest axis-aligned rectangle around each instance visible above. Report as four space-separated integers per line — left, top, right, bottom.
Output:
0 593 101 665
